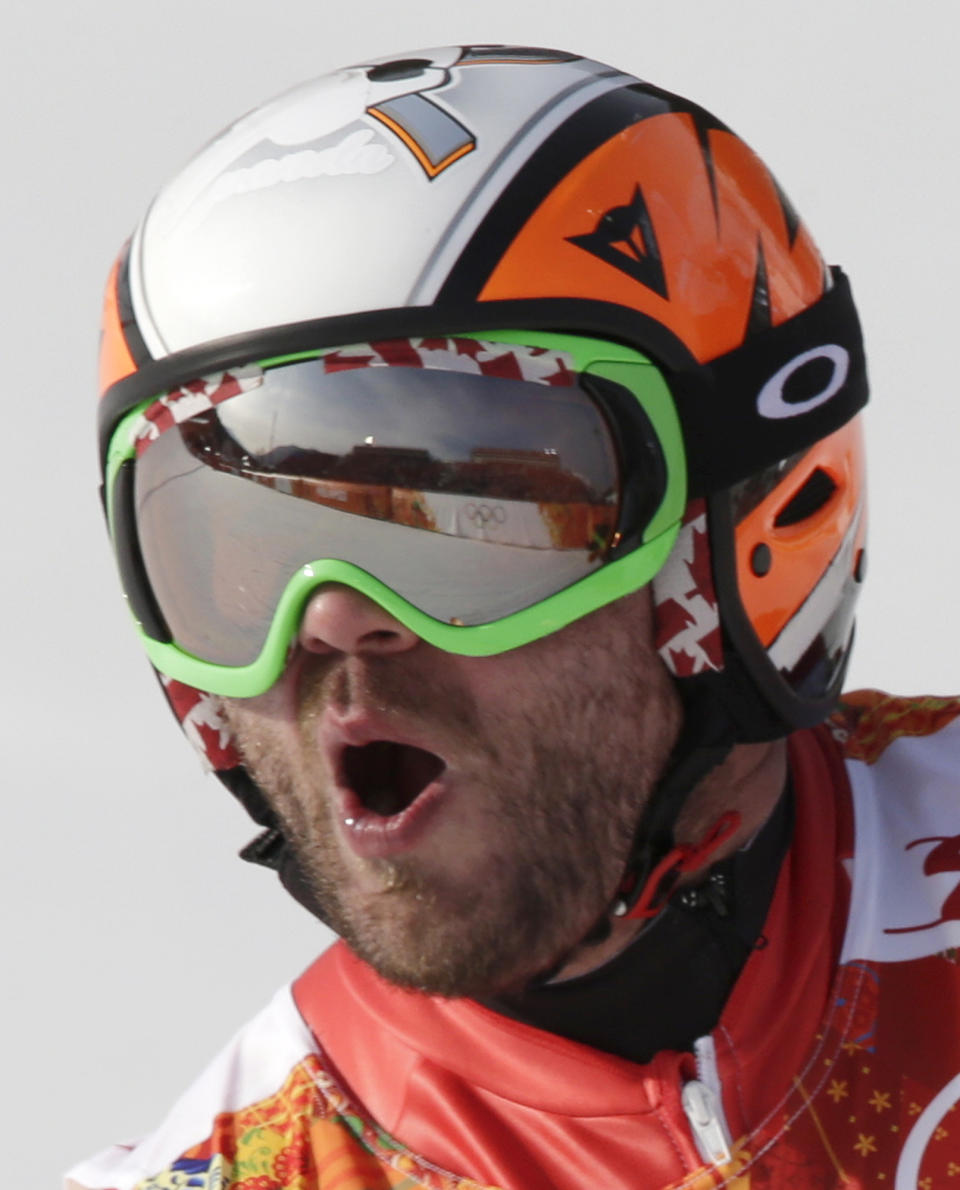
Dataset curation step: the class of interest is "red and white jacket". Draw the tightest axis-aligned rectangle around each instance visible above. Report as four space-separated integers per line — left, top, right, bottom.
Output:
67 692 960 1189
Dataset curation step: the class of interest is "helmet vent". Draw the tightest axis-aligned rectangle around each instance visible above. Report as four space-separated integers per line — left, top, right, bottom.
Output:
774 467 837 528
367 59 432 82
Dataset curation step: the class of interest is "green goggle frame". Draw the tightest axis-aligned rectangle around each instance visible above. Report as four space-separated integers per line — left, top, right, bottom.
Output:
106 330 687 698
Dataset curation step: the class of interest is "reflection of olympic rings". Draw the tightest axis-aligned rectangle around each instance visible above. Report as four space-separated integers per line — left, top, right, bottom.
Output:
463 503 507 525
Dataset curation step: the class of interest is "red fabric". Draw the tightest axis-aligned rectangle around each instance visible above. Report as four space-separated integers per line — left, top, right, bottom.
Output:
712 725 852 1139
294 725 849 1189
298 946 704 1189
69 699 960 1187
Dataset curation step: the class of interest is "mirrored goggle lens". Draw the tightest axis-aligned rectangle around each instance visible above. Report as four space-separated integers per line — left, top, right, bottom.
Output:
131 342 641 667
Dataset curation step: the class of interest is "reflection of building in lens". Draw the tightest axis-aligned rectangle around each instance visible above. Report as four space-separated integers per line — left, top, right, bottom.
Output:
179 415 617 551
472 448 559 464
331 444 603 505
334 444 440 489
452 446 596 502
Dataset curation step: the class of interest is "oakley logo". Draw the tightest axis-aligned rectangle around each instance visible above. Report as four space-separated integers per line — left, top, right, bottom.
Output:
464 503 507 525
756 345 849 420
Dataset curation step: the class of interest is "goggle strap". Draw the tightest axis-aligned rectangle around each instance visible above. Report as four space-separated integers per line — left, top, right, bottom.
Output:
112 458 172 643
675 267 867 497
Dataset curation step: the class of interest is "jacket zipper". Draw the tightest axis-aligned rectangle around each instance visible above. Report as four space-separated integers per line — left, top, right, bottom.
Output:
681 1036 733 1167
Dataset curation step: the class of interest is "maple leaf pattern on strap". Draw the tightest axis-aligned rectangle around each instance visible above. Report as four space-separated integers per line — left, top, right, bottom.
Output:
652 499 722 677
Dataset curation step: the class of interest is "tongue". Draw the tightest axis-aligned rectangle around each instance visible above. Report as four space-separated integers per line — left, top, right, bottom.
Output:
344 741 445 817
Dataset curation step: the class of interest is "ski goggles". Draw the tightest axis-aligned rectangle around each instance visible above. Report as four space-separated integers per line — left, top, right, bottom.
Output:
105 331 686 697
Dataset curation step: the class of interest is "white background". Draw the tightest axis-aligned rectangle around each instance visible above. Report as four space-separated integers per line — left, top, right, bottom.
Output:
3 2 958 1185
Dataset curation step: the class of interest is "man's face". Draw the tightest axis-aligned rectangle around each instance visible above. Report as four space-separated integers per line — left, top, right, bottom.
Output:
219 586 681 999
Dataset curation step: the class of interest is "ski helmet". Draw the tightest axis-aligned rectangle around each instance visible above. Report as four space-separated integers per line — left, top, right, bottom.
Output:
98 46 867 849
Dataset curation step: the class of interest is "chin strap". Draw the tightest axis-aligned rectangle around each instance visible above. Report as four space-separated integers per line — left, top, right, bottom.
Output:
604 683 744 927
228 675 746 938
612 809 742 919
222 767 340 928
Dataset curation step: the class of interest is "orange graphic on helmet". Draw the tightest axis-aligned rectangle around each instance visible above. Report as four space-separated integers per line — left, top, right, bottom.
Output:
98 254 137 396
481 111 824 364
735 418 866 649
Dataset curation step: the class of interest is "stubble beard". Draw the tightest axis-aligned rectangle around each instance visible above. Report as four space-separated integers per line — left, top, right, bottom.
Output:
221 605 681 999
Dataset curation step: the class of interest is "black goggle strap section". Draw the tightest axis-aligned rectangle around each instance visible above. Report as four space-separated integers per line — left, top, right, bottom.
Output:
577 372 668 560
112 458 172 643
673 267 868 499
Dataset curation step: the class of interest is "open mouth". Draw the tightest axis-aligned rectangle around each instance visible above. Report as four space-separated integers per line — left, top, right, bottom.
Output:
342 741 446 817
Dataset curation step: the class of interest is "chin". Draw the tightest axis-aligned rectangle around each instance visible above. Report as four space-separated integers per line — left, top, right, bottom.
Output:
337 888 596 1000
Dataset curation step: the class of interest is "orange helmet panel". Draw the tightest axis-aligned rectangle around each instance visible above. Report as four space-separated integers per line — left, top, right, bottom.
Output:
481 113 823 363
735 417 866 649
98 255 137 396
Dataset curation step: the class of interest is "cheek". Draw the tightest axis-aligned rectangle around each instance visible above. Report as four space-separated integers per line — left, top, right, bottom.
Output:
217 691 300 782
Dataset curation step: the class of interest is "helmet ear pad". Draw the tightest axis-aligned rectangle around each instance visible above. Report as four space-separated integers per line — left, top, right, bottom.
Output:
669 418 865 740
731 417 865 662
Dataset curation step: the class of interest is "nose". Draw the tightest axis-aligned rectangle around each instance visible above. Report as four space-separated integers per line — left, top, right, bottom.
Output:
298 584 420 656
